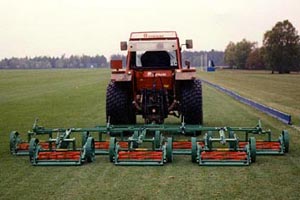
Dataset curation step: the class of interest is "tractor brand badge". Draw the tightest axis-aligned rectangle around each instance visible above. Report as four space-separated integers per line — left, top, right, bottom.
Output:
143 33 164 38
155 72 167 77
145 72 167 77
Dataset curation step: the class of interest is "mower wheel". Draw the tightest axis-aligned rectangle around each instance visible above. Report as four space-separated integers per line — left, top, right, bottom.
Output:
180 79 203 126
282 130 289 153
85 137 95 163
191 137 197 163
81 131 89 147
106 81 136 125
9 131 18 153
154 131 162 149
249 137 256 163
206 131 213 150
229 131 236 149
166 137 173 162
109 137 116 162
29 138 39 162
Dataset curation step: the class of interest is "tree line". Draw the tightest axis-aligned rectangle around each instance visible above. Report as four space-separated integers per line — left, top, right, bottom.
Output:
0 55 108 69
224 20 300 73
0 51 225 69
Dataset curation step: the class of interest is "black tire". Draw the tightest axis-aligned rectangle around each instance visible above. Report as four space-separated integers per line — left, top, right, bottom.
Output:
85 137 95 163
106 81 136 125
9 131 18 154
180 79 203 125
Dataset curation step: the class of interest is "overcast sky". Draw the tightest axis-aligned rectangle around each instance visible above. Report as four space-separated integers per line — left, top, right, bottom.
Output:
0 0 300 59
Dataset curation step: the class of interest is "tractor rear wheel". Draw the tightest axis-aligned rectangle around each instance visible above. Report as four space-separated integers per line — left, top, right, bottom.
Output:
180 79 203 125
106 81 136 125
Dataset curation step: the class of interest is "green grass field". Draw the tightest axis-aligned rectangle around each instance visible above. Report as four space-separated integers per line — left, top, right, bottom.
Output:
199 70 300 125
0 69 299 200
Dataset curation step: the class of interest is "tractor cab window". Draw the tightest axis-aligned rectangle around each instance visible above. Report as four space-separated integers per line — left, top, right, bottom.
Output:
134 50 177 68
128 40 178 68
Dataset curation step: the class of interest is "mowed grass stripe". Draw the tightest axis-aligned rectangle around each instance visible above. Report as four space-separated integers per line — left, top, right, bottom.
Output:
0 69 299 200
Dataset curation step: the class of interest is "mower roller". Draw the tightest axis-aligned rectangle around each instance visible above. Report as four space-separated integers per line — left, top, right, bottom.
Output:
235 121 289 155
29 129 95 166
191 130 256 166
9 120 55 156
108 128 173 166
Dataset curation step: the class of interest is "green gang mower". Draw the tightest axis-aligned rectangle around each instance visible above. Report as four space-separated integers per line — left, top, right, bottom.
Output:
10 119 289 166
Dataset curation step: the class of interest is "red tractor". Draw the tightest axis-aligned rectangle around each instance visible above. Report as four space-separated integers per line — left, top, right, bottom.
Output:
106 31 202 125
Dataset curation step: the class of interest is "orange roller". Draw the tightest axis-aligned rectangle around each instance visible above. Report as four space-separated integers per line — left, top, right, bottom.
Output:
40 142 56 150
201 151 247 160
197 142 204 148
256 141 281 150
119 142 129 148
18 143 30 150
38 152 50 160
95 141 109 149
173 141 192 149
118 151 163 161
238 142 248 148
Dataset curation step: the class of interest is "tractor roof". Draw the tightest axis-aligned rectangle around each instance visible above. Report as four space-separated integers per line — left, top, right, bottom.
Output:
130 31 178 40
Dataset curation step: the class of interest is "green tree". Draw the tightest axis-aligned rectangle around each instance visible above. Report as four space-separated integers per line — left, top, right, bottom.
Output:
224 40 255 69
263 20 300 73
246 48 265 70
234 39 255 69
224 42 236 68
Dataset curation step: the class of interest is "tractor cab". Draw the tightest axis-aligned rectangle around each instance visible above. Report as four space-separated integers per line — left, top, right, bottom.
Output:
122 31 192 69
126 35 180 69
